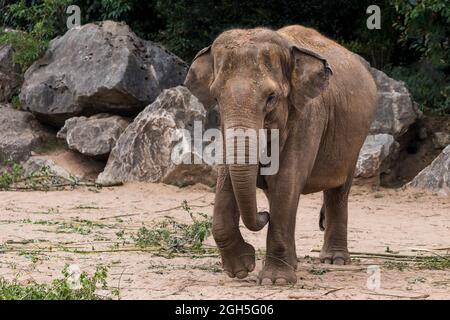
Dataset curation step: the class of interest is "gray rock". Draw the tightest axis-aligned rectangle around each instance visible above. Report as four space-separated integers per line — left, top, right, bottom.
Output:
57 114 130 158
20 21 188 126
355 134 399 178
408 145 450 196
97 86 216 187
22 156 74 181
418 127 428 140
0 104 54 164
0 44 22 102
369 68 422 138
432 132 450 149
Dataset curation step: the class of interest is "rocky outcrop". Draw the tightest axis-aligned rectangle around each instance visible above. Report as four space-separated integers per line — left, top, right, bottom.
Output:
20 21 188 126
22 156 74 181
0 104 54 164
97 86 216 187
432 132 450 149
369 67 422 138
408 145 450 196
57 114 130 158
0 44 22 102
355 134 399 178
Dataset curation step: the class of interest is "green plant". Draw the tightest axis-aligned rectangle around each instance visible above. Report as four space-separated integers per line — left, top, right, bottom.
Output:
384 261 408 271
133 200 212 256
0 265 113 300
417 256 450 270
22 218 106 235
0 164 24 189
390 0 450 114
0 0 71 71
0 30 47 72
307 267 329 275
385 63 449 114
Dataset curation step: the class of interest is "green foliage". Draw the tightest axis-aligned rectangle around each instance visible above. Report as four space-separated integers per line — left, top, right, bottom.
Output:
308 267 329 275
0 30 46 72
133 200 212 256
0 0 448 113
390 0 450 114
417 256 450 270
2 0 70 38
0 163 24 189
0 0 71 71
0 265 112 300
385 63 450 114
0 162 79 191
393 0 449 67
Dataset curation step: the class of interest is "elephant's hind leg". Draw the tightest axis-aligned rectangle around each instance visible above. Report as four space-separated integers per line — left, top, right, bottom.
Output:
319 174 352 265
213 166 256 279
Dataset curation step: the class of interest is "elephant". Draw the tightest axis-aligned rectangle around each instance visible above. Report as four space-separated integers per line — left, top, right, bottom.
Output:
184 25 377 285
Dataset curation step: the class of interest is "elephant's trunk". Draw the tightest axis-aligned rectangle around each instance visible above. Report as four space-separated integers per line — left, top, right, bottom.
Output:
225 127 269 232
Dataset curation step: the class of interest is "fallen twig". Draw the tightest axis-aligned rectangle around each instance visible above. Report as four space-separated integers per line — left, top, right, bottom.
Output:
310 249 449 261
362 290 429 300
324 287 345 296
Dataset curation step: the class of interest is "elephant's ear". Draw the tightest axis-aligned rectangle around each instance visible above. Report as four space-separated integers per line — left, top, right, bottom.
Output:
184 46 215 109
289 46 333 108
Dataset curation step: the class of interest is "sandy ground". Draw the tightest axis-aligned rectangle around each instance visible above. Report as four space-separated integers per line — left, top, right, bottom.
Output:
0 183 449 300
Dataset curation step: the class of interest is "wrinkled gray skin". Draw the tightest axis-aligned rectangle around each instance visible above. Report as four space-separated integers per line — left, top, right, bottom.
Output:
184 25 377 285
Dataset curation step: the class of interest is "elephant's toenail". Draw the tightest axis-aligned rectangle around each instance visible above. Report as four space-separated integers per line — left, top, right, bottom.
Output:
235 271 248 279
260 278 272 285
226 271 235 278
247 263 255 272
275 278 288 285
323 258 332 264
333 257 345 265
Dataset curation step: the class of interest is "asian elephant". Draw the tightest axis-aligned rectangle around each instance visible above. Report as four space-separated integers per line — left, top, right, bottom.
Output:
184 25 377 285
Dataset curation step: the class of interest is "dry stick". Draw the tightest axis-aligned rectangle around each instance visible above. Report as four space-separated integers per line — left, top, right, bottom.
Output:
1 245 219 258
116 267 126 300
324 287 345 296
6 174 122 191
362 290 429 299
310 249 449 260
407 247 450 260
99 197 213 220
409 246 450 251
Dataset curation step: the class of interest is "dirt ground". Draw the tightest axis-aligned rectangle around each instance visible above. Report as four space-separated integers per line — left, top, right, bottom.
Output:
0 183 449 300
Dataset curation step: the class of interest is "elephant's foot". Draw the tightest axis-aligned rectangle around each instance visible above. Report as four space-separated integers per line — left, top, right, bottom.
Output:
319 246 350 265
258 257 297 285
219 240 256 279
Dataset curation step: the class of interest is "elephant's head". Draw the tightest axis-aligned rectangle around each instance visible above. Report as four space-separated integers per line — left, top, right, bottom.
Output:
184 28 332 232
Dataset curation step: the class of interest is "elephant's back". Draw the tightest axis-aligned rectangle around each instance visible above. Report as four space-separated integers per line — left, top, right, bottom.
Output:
278 25 373 83
278 24 377 124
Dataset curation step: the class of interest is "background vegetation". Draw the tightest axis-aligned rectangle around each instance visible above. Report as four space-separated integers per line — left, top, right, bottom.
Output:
1 0 449 114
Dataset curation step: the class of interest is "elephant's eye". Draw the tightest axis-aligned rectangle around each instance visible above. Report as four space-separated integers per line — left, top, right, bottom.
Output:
265 93 277 109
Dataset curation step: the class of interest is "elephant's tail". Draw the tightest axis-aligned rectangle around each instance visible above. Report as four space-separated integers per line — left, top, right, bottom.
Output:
319 205 325 231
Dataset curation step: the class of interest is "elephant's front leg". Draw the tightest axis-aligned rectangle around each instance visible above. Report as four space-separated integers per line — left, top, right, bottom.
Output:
213 166 256 279
258 171 302 285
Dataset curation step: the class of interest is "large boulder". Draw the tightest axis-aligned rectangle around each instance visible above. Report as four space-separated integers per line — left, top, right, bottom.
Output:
20 21 188 126
355 134 399 178
57 114 130 158
369 68 422 138
97 86 216 187
432 132 450 149
408 145 450 196
0 44 22 102
0 104 54 164
22 156 73 181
